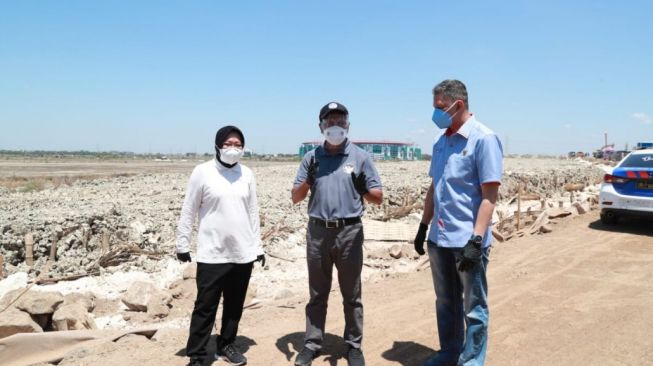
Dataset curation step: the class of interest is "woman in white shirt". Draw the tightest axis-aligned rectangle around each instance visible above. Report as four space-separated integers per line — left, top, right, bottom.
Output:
176 125 264 366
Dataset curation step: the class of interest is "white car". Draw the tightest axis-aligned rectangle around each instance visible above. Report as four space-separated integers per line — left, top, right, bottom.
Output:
599 149 653 225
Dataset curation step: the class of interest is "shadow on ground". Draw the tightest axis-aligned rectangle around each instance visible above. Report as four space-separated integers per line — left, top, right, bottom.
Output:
588 217 653 236
381 340 436 366
276 332 348 366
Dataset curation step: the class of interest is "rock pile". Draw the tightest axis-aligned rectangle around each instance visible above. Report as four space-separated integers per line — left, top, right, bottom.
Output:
0 288 96 338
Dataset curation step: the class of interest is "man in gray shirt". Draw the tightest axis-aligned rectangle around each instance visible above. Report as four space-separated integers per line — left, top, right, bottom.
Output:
292 102 383 366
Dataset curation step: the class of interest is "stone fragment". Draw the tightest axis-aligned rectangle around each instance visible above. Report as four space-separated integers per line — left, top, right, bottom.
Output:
52 303 97 331
146 290 173 319
63 292 96 312
539 224 553 233
16 290 64 315
563 183 585 192
389 245 403 259
546 209 572 219
121 281 157 312
572 202 587 215
0 288 25 311
0 307 43 338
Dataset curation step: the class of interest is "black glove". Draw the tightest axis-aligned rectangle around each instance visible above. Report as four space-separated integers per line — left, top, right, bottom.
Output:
413 223 428 255
351 171 369 196
256 254 266 267
306 157 319 186
457 236 483 272
176 252 191 262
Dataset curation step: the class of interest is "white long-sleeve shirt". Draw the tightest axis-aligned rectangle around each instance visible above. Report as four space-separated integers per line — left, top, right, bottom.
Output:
176 159 263 264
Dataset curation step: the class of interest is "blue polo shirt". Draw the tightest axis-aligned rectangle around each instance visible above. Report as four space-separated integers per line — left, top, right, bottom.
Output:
428 116 503 248
294 139 382 220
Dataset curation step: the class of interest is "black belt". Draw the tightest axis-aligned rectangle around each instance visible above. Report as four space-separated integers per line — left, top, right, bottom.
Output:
309 217 361 229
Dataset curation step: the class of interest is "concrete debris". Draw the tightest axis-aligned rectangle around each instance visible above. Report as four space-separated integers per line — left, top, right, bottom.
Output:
389 245 403 259
539 224 553 234
16 290 64 315
0 307 43 338
121 281 158 312
52 303 97 330
547 209 573 219
0 157 608 337
63 292 96 312
572 202 587 215
146 290 173 319
0 288 25 312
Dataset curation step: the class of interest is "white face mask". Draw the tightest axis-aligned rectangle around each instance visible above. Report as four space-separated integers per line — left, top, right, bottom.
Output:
219 147 244 165
324 126 347 146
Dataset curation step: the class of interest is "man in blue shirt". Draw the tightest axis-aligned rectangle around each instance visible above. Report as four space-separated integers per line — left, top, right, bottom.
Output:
414 80 503 366
292 102 383 366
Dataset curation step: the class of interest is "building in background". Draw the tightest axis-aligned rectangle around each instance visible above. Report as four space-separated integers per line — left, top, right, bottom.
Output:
299 140 422 160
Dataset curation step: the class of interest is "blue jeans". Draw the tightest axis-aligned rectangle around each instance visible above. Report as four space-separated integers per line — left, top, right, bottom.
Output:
425 240 489 366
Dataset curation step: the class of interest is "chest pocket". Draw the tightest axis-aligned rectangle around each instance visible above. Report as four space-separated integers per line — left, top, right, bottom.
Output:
445 154 474 182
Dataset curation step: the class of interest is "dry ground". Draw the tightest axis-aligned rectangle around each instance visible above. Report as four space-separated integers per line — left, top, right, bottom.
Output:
54 212 653 366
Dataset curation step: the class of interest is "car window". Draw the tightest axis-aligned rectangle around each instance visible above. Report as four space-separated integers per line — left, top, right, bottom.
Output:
620 154 653 168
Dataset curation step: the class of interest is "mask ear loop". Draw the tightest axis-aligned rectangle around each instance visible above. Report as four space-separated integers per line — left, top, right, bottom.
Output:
445 100 461 119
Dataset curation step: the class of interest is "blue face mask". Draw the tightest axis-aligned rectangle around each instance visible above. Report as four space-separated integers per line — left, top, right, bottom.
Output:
431 102 458 129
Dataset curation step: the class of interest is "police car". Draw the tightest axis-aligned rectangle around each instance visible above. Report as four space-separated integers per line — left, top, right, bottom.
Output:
599 148 653 224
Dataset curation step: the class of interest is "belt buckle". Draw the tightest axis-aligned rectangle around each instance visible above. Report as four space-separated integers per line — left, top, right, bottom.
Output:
325 219 340 229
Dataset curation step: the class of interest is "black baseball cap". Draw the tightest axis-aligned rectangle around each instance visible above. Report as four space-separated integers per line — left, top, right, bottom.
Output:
319 102 349 122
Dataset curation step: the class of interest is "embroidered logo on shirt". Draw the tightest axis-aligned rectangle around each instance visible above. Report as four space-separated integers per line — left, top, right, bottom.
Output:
343 164 354 174
438 218 445 228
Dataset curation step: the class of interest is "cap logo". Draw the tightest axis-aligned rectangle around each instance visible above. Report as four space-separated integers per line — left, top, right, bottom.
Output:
328 102 338 109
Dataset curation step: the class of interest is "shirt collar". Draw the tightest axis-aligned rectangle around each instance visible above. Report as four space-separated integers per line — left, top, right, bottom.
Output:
445 115 476 139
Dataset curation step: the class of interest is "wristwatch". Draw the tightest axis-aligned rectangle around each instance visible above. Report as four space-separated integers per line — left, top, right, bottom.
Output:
469 234 483 247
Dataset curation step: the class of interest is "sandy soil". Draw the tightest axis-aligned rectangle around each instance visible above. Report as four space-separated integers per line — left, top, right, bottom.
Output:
54 212 653 366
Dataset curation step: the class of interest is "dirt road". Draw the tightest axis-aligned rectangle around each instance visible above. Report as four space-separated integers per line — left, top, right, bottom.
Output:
56 212 653 365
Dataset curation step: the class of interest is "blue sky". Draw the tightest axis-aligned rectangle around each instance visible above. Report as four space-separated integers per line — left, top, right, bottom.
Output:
1 0 651 155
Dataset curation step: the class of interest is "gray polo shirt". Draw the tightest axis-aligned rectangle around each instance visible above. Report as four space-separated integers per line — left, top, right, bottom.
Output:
294 139 382 220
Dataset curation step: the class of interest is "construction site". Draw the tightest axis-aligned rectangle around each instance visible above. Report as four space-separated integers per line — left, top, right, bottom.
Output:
1 155 651 365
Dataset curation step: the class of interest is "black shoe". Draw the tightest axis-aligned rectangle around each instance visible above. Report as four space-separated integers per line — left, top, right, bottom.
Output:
347 347 365 366
294 347 318 366
187 357 203 366
215 343 247 365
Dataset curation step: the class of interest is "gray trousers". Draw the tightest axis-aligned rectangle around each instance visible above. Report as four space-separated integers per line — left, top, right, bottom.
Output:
304 220 364 351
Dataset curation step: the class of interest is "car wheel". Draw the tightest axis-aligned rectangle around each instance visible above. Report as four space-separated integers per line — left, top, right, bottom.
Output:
600 211 619 225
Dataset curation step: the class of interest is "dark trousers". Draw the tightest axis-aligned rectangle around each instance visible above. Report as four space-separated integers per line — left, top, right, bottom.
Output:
186 261 253 359
304 221 364 351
